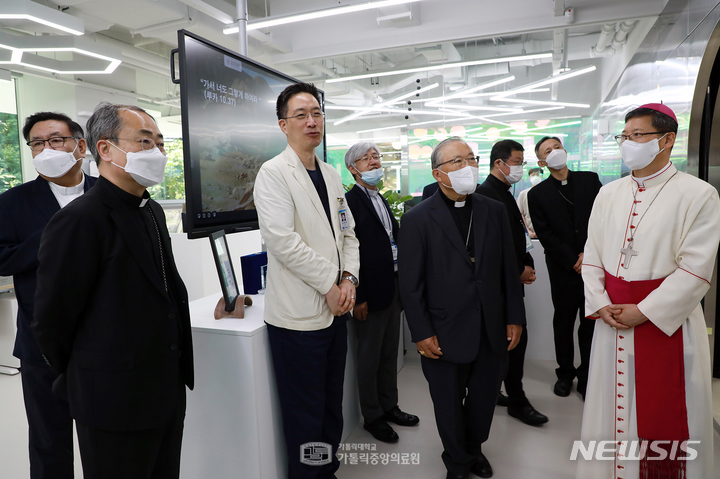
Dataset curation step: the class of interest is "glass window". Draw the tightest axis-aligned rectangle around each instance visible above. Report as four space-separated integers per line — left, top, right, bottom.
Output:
0 79 22 193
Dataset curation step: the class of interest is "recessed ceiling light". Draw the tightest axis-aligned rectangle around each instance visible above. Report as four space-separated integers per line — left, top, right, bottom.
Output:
224 0 422 34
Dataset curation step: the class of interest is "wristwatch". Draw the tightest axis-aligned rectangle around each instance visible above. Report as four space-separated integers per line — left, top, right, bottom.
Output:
341 273 359 287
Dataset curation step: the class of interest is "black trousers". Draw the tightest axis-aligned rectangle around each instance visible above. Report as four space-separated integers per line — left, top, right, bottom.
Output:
75 385 186 479
502 325 529 407
354 283 401 422
547 267 594 389
267 316 348 479
20 360 75 479
421 337 505 476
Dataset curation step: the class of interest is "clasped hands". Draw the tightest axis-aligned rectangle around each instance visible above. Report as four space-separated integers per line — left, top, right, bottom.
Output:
595 303 647 329
415 325 522 359
325 277 355 316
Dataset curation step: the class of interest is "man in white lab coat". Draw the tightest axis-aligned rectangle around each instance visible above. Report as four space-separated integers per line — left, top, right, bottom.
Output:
254 82 360 479
579 103 720 479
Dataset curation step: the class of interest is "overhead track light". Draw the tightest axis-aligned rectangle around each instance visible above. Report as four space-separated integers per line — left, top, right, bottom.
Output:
0 0 84 36
425 76 515 105
333 82 439 125
490 98 590 108
492 66 597 98
224 0 422 34
325 53 553 83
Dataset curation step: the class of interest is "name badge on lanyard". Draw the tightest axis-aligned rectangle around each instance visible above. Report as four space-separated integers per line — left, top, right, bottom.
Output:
391 238 398 265
339 208 350 231
525 231 533 252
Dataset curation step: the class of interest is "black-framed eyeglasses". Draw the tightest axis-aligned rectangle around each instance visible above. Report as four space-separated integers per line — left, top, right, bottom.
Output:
111 137 165 152
437 156 480 168
356 154 383 163
26 136 78 152
283 112 325 122
614 132 668 145
502 158 527 166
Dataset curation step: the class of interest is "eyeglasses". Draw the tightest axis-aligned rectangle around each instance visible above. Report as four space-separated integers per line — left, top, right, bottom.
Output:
502 158 527 166
111 137 165 152
283 112 325 122
356 154 383 163
27 136 78 152
437 156 480 168
614 132 668 145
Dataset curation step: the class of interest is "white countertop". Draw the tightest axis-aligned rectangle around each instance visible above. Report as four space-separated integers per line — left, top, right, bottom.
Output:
189 293 266 337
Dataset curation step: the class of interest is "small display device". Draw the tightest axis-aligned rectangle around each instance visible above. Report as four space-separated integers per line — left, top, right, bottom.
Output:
209 230 239 312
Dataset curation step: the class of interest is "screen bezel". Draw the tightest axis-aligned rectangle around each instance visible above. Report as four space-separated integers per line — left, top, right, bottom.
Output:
177 29 327 239
209 229 239 312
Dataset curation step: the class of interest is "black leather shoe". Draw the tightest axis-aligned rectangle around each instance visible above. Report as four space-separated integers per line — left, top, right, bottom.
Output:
496 392 508 407
508 404 549 426
553 378 572 397
383 406 419 427
470 452 493 478
445 473 468 479
363 419 399 443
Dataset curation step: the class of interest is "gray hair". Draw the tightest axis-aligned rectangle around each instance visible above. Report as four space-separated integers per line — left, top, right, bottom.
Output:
431 136 467 169
86 102 155 165
344 142 380 173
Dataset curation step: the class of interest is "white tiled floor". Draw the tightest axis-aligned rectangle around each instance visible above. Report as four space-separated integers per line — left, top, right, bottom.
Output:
1 357 719 479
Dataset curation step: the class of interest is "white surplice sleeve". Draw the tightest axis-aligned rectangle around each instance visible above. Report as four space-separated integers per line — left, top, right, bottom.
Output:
582 186 612 317
638 185 720 336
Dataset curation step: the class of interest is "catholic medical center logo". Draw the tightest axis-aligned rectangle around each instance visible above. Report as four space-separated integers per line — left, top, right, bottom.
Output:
569 440 700 461
300 442 332 466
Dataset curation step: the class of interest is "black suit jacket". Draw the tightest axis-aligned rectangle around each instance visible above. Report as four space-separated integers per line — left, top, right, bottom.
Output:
422 182 439 200
345 185 399 311
0 175 97 365
398 191 525 363
475 175 534 275
32 176 194 431
527 170 602 278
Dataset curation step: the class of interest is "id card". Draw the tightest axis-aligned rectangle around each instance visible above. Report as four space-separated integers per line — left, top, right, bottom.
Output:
525 232 533 252
391 239 398 265
339 208 350 231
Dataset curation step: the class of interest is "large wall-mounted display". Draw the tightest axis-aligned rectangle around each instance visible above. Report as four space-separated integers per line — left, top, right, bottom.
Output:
175 30 325 239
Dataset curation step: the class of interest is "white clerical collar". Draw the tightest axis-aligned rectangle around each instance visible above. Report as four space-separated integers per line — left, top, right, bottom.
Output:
454 200 466 208
632 162 674 188
48 172 84 196
358 183 379 197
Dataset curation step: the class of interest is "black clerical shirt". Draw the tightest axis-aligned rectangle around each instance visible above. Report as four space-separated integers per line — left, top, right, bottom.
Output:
438 187 475 261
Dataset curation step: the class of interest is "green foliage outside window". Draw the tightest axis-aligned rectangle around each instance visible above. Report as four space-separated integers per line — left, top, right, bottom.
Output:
148 138 185 200
0 113 23 193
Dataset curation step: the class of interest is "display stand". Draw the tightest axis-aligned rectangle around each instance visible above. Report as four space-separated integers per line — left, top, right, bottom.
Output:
213 294 253 319
181 293 362 479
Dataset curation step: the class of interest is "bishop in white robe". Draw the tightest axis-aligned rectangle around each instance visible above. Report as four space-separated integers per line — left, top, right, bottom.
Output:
579 103 720 479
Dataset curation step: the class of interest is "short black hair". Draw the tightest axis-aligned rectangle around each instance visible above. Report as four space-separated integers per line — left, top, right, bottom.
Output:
534 136 562 157
490 139 524 166
276 82 322 120
22 111 83 142
624 107 678 135
529 167 543 175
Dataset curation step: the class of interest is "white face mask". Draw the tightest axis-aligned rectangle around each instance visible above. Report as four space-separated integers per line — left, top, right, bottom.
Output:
530 175 542 186
500 161 524 184
620 134 667 172
358 167 383 186
33 141 80 178
544 148 567 170
438 165 479 195
108 142 168 188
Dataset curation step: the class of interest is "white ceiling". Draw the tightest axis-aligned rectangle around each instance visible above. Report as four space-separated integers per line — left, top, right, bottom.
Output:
3 0 672 136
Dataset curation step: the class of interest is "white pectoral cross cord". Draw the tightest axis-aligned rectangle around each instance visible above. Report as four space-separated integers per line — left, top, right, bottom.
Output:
621 239 639 269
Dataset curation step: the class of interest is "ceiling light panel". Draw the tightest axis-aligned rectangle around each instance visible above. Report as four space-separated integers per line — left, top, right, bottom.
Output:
325 53 553 83
0 0 84 36
224 0 422 34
